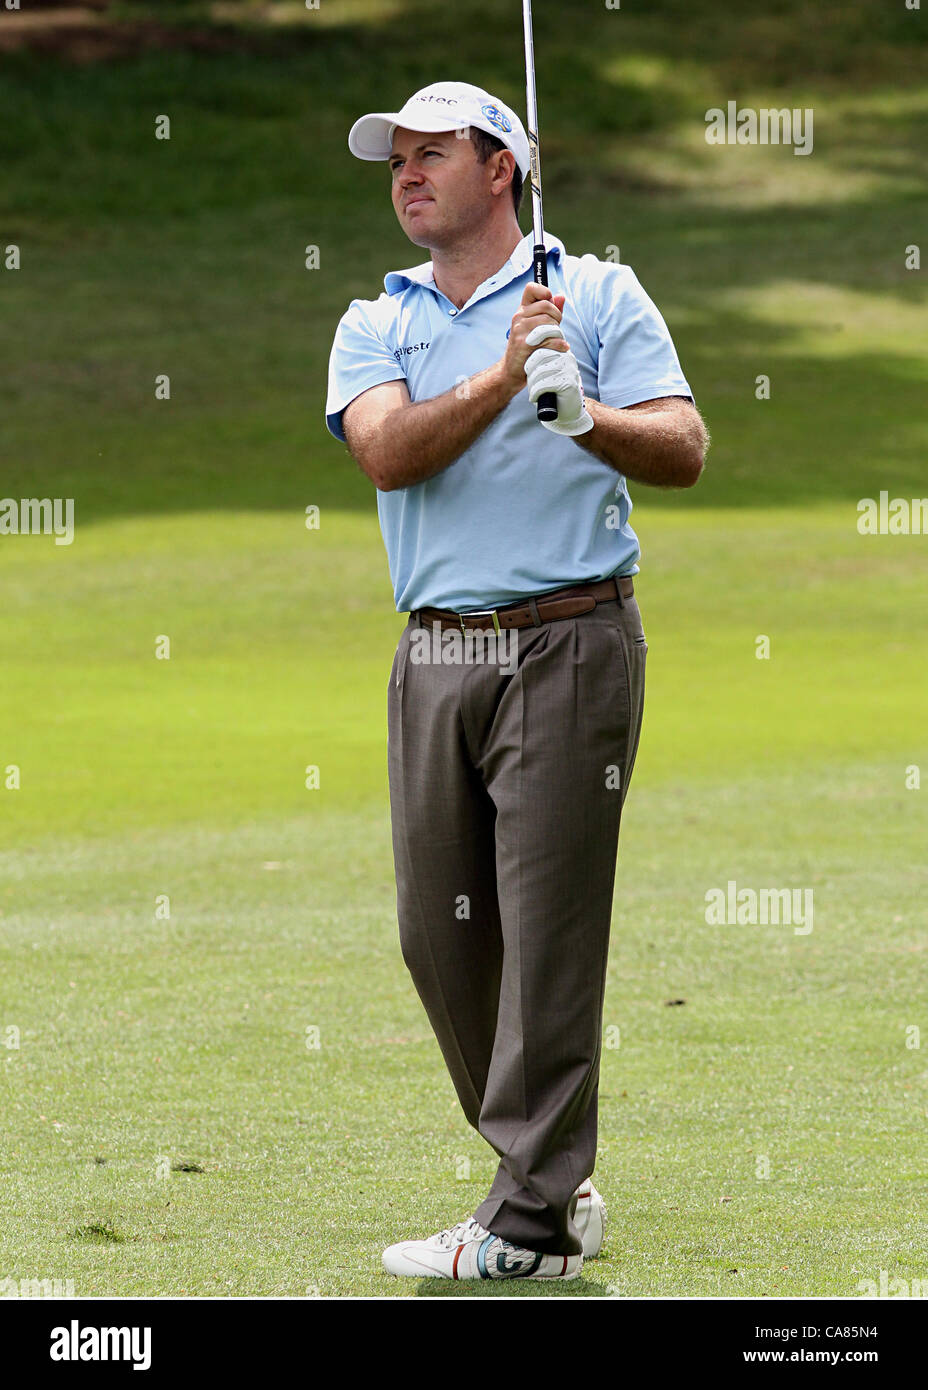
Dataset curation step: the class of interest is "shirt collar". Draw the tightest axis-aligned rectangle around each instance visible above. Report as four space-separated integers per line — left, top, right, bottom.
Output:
384 230 565 297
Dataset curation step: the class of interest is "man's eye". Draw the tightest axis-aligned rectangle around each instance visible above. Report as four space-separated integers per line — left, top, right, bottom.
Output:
392 151 441 169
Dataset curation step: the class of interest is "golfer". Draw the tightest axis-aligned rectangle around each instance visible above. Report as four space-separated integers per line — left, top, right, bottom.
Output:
325 80 707 1281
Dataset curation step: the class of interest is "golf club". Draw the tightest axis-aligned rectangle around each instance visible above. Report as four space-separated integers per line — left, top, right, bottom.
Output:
522 0 559 423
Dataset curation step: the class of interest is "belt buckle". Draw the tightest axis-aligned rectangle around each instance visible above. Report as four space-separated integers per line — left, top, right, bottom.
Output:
458 607 501 635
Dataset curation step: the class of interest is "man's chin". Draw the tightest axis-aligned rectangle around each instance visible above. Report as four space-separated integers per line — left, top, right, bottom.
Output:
399 199 442 233
402 220 442 250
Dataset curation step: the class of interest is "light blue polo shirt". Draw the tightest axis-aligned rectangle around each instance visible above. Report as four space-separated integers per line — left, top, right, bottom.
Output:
325 229 692 612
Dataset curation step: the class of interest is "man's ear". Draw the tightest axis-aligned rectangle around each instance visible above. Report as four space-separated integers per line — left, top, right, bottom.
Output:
491 149 516 198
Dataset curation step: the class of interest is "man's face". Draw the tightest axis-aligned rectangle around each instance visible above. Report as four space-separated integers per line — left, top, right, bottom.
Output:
389 126 503 247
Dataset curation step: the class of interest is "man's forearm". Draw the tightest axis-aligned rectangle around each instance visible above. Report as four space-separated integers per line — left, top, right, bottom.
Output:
574 397 708 488
373 362 520 491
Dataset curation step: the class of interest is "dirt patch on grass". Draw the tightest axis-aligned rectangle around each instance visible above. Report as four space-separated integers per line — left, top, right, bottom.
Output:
0 5 266 62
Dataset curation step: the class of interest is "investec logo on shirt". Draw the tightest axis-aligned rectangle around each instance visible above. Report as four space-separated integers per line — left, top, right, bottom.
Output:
393 340 430 362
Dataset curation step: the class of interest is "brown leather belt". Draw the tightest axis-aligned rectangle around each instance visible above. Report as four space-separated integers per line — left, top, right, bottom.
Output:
414 575 634 633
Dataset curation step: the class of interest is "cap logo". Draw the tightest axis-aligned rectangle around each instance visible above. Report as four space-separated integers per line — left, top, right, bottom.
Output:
481 103 512 134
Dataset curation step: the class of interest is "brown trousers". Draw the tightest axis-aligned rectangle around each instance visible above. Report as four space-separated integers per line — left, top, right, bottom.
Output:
386 587 647 1255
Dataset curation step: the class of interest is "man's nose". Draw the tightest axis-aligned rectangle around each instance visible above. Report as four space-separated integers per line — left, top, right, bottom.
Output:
398 162 425 186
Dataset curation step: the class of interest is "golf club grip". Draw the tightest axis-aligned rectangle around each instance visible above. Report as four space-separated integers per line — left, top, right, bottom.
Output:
532 243 558 422
537 392 558 422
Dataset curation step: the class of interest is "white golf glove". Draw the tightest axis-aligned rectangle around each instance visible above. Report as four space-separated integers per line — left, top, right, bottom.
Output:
523 321 594 436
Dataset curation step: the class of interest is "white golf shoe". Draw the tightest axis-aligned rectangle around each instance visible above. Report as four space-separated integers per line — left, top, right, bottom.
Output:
572 1180 607 1259
382 1217 583 1281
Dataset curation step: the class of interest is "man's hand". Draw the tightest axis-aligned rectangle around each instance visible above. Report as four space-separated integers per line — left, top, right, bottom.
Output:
523 322 595 436
499 283 569 392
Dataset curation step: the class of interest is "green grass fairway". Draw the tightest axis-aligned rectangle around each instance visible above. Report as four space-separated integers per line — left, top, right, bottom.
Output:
2 507 925 1296
1 0 927 1295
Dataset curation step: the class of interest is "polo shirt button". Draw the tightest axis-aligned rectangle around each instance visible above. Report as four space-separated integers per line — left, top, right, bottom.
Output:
449 308 457 316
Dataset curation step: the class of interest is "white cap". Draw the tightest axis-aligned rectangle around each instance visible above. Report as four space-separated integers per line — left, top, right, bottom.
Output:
348 80 530 179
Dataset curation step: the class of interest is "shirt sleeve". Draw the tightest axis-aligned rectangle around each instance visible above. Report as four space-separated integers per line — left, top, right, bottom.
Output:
592 263 694 409
325 297 407 442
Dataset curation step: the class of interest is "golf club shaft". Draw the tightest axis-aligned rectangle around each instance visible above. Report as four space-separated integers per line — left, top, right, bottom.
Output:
522 0 558 422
